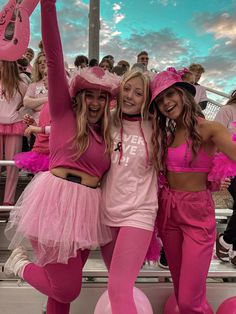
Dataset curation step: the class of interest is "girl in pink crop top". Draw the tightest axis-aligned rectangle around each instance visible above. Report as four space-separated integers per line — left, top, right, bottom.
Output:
150 68 236 314
166 140 214 173
5 2 120 314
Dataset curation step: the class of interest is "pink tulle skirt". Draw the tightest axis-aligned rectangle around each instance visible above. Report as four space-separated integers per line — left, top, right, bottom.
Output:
14 151 49 173
0 121 26 135
5 172 112 266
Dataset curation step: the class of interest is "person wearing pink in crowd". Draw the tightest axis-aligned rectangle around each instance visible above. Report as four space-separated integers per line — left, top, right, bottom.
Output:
101 70 159 314
4 1 120 314
150 68 236 314
0 60 28 205
14 68 51 174
23 51 48 124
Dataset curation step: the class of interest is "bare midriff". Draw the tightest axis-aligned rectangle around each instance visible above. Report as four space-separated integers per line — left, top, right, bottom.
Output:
167 171 208 192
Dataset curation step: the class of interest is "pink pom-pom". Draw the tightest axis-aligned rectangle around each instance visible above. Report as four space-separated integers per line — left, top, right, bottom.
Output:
208 153 236 182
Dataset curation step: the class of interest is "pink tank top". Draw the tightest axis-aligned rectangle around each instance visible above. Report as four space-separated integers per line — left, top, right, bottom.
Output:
166 140 213 173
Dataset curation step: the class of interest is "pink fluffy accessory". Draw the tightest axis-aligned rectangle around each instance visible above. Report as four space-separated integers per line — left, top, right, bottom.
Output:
69 66 121 99
208 133 236 182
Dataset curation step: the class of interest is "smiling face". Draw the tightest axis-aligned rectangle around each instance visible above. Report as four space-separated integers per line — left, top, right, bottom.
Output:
155 87 184 121
83 89 108 124
121 76 145 115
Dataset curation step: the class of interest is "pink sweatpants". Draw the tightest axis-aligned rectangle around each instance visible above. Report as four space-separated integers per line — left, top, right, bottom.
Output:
101 226 153 314
22 249 90 314
157 187 216 314
0 134 22 204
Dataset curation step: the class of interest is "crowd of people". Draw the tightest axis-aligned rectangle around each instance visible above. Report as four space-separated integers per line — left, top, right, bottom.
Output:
1 0 236 314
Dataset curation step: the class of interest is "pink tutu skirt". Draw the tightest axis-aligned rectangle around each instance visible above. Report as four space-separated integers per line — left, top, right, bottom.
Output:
14 151 49 173
0 121 26 135
5 172 112 266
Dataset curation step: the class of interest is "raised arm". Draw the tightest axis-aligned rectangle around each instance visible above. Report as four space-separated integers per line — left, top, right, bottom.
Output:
40 0 71 118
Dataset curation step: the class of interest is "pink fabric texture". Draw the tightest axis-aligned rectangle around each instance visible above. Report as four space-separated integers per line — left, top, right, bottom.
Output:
5 172 111 265
166 140 214 173
157 186 216 314
0 121 26 135
0 0 39 61
0 134 22 204
150 69 196 104
101 226 153 314
23 248 90 314
69 66 120 98
102 119 158 231
14 151 49 173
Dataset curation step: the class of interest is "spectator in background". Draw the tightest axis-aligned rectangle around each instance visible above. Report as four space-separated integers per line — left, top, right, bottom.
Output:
17 57 31 84
24 48 35 74
117 60 130 73
214 89 236 265
102 55 115 68
99 58 113 72
137 51 149 71
23 52 48 148
0 60 28 205
38 40 44 53
89 58 98 67
131 62 146 72
74 55 88 69
189 63 208 110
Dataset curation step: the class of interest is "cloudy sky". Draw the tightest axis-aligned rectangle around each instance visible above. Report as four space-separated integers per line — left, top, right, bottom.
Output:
1 0 236 99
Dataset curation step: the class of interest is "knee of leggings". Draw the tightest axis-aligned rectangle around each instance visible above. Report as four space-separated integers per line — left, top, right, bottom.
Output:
52 284 82 304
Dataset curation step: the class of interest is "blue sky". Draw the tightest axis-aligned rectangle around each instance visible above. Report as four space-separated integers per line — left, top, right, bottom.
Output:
0 0 236 98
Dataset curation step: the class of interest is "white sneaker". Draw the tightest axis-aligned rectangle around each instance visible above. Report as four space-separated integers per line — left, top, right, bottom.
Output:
4 247 30 277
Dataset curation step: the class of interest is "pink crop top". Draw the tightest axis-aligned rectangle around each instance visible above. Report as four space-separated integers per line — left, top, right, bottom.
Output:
41 0 110 178
166 141 214 173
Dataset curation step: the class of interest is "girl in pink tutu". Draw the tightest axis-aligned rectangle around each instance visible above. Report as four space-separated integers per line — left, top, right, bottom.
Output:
14 68 51 174
4 1 120 314
150 69 236 314
0 60 28 205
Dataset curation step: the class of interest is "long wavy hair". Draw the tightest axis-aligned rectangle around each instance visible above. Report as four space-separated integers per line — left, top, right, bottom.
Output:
0 60 24 103
226 89 236 106
31 52 46 82
113 70 150 126
151 86 202 172
72 91 113 159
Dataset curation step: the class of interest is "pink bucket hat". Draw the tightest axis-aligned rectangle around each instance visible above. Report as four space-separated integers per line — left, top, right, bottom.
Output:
149 68 196 112
70 66 121 99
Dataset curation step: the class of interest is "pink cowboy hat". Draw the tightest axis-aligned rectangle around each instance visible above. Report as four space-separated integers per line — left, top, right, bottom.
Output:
149 68 196 112
69 66 121 99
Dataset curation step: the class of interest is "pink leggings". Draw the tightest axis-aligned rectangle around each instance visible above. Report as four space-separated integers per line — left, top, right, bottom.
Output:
22 249 90 314
101 226 153 314
0 134 22 204
157 187 216 314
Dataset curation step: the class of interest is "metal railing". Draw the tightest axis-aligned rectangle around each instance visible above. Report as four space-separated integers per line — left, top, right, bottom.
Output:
203 86 231 121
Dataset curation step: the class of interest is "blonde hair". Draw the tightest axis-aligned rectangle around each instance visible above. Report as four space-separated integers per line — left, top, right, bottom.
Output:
72 91 113 159
0 60 24 103
113 70 150 126
32 52 46 82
